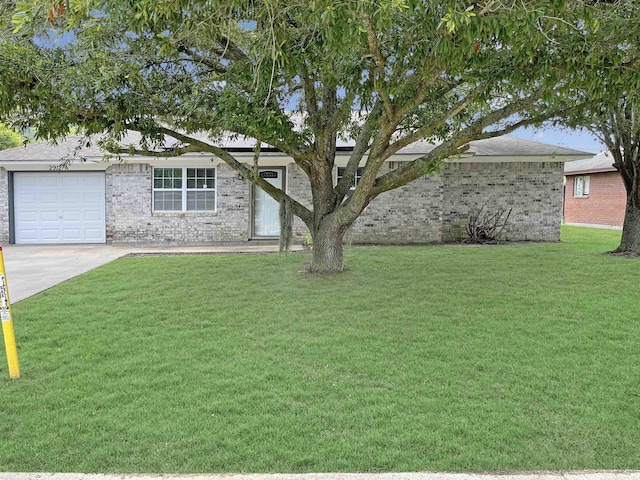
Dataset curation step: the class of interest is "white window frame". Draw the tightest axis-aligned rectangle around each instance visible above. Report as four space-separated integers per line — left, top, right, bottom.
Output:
574 175 590 197
153 167 217 212
336 166 364 188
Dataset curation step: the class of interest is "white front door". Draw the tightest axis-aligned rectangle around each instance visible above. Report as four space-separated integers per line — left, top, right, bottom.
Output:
253 169 283 237
13 172 106 244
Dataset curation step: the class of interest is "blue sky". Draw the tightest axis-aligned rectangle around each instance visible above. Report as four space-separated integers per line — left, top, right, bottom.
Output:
511 125 605 155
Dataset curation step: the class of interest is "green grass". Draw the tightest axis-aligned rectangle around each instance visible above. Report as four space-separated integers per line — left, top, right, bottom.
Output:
1 225 639 473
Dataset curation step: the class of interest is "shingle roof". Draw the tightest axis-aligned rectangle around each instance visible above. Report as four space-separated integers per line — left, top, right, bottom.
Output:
0 131 593 162
395 136 591 157
564 150 616 175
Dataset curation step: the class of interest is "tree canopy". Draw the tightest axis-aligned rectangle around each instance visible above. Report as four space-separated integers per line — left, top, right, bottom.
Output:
1 0 639 271
0 123 22 150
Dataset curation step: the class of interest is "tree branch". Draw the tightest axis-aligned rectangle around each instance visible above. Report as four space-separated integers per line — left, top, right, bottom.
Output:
382 82 491 162
334 101 383 204
362 15 394 119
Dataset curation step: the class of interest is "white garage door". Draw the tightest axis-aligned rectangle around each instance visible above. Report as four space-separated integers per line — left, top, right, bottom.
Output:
14 172 106 244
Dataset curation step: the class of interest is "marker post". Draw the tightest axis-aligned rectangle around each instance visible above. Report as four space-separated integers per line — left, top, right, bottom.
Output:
0 246 20 379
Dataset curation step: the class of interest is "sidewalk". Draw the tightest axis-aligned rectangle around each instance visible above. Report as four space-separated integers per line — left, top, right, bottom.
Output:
1 471 639 480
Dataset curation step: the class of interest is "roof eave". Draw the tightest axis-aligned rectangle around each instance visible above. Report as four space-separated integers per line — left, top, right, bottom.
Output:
565 167 618 175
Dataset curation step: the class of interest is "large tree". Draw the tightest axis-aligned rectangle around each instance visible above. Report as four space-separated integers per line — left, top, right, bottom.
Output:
557 1 640 255
0 0 637 272
584 96 640 255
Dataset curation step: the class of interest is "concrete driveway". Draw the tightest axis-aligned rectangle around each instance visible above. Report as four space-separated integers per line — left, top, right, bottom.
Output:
1 245 132 303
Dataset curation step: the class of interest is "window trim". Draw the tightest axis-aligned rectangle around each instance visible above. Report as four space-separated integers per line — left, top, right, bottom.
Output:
336 166 364 188
152 167 217 213
573 175 590 198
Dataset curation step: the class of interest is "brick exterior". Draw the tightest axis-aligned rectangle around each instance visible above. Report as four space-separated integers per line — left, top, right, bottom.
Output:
0 160 566 245
287 163 313 241
442 162 564 242
564 171 626 227
106 163 250 244
0 168 8 243
349 163 443 244
289 161 563 244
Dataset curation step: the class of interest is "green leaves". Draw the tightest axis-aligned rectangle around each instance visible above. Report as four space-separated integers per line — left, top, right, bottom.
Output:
439 4 476 34
0 0 638 193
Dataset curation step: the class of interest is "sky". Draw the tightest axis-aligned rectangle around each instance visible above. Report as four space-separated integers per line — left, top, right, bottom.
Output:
511 125 605 156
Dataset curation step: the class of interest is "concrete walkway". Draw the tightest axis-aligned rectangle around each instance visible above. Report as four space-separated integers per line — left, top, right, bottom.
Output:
1 244 304 303
1 472 639 480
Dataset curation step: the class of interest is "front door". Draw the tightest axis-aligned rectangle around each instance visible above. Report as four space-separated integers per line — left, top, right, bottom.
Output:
253 168 284 237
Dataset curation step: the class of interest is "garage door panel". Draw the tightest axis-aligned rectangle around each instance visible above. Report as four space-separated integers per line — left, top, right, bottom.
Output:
14 172 105 244
39 176 58 187
41 229 62 240
83 191 102 203
63 211 81 221
40 211 59 222
40 193 58 204
83 229 104 241
16 192 36 203
83 175 102 187
18 229 37 241
62 192 81 203
84 211 102 221
61 176 80 187
19 211 38 222
62 229 82 241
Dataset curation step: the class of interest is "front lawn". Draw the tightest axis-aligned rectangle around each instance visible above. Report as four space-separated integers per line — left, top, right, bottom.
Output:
1 226 639 473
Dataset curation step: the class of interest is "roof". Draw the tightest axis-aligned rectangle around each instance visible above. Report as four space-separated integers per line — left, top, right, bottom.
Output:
564 150 616 175
0 131 593 163
395 136 591 157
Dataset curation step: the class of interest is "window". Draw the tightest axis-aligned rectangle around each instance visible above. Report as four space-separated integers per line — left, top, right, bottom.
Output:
336 167 364 188
574 175 590 197
153 167 216 212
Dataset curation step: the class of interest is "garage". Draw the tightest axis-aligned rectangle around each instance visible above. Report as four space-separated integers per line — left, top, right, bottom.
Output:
13 172 106 244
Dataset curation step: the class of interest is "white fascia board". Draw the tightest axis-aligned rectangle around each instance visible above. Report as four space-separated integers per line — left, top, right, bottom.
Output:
332 151 476 167
0 160 109 171
446 154 591 163
147 153 295 167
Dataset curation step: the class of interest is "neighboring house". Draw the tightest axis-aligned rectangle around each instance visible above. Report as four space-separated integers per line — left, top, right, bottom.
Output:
0 134 590 245
564 151 626 227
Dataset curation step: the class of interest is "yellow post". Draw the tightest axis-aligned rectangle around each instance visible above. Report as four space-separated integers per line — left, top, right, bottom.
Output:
0 246 20 379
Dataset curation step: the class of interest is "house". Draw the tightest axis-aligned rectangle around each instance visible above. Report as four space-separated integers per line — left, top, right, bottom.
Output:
564 151 626 228
0 134 590 245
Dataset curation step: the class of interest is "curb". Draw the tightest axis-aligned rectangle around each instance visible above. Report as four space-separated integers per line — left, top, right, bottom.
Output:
2 472 640 480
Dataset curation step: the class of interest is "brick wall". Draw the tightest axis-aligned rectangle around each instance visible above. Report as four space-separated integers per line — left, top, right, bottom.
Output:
0 168 8 243
287 163 313 241
285 161 564 244
0 160 565 245
442 162 564 242
286 162 443 244
349 162 443 244
564 171 626 226
106 163 250 244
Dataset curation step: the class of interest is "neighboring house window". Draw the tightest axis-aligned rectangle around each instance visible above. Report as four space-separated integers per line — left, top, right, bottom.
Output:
153 167 216 211
336 167 364 188
574 175 590 197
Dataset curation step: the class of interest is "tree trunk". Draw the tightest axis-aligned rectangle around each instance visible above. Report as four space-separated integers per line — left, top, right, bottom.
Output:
612 196 640 255
310 220 348 273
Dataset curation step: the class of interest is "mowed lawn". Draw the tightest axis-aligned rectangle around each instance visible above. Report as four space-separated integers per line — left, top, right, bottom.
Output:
1 226 639 473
